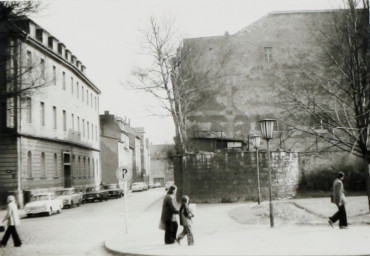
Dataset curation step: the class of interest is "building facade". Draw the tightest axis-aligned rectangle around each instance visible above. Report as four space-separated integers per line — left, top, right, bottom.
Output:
180 11 338 152
100 111 132 186
0 17 101 207
100 111 151 187
150 144 175 186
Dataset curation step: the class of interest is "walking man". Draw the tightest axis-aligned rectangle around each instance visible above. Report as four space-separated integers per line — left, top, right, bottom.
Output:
328 172 348 229
160 185 179 244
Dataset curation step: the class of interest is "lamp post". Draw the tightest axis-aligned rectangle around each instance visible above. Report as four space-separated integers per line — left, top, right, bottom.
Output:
259 118 276 228
251 135 261 205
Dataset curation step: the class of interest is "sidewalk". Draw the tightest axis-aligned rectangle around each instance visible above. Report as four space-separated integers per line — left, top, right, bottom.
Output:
105 196 370 256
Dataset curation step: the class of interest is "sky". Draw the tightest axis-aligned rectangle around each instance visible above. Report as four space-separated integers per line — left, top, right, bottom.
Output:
30 0 347 145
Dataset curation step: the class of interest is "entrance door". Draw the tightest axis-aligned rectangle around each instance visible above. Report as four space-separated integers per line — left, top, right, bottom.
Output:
64 165 72 188
63 152 72 188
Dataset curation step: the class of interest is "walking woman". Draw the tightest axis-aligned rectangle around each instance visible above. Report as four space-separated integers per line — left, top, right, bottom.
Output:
1 195 22 247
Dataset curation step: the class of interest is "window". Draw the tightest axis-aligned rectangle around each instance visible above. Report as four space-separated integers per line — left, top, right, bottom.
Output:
40 102 45 126
71 114 74 132
62 72 66 90
264 47 273 62
25 97 32 123
71 77 74 94
41 152 46 177
40 59 45 79
87 121 89 139
81 86 84 101
95 126 98 141
53 106 57 129
27 151 32 177
26 51 32 72
90 93 93 107
76 82 79 98
63 110 66 131
91 123 94 140
86 89 88 105
82 119 85 137
52 66 56 85
54 153 58 176
83 157 86 177
78 156 81 177
77 116 80 134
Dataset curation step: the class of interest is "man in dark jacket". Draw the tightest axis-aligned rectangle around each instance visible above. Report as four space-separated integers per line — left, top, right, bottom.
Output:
160 185 179 244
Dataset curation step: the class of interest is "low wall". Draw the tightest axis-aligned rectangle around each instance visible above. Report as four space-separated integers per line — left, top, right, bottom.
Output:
173 151 299 203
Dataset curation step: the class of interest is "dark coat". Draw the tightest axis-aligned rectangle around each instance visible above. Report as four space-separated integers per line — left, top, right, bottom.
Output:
160 193 179 223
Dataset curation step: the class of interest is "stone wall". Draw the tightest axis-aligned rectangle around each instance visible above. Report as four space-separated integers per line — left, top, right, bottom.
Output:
174 151 299 203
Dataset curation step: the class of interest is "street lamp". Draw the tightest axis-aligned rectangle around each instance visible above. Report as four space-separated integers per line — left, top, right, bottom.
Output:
250 135 261 205
259 118 276 228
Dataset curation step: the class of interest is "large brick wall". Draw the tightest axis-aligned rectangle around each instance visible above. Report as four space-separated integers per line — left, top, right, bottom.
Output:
174 151 299 203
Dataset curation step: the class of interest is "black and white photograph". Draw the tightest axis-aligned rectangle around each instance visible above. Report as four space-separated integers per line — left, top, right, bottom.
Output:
0 0 369 255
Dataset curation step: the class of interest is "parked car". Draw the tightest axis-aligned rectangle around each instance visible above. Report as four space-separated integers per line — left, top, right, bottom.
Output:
154 182 161 188
82 186 109 203
131 182 147 192
104 184 124 198
25 193 63 217
55 188 82 208
147 182 154 189
165 181 175 190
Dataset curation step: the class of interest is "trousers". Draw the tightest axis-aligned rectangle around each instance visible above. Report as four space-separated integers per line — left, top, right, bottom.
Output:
329 204 348 227
177 225 194 245
1 225 22 247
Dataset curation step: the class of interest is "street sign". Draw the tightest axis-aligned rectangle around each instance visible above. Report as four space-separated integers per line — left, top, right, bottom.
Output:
116 166 129 182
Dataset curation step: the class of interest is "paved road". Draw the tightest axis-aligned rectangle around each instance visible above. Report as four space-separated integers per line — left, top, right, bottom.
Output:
0 188 165 256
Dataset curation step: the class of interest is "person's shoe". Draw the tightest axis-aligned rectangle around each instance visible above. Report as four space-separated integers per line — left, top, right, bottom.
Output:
340 226 348 229
328 219 334 228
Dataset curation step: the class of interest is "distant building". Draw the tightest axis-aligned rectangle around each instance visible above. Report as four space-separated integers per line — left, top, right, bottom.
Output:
0 17 101 207
100 111 151 187
150 144 175 186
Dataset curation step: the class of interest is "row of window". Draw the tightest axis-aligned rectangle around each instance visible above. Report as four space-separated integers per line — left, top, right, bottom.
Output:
26 51 99 111
25 97 99 141
26 151 98 178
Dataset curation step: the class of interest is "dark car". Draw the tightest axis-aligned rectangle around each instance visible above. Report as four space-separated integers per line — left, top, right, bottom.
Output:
82 186 109 203
104 184 124 198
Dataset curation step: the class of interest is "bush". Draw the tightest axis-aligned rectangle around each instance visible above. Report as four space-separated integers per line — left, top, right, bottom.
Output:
298 165 366 193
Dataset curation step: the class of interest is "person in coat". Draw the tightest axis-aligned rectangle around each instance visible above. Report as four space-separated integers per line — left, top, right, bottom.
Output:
328 172 348 229
160 185 179 244
1 195 22 247
176 195 194 245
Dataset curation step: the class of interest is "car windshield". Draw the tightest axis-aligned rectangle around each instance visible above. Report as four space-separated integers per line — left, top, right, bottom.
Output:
56 190 72 196
30 195 49 201
105 184 116 189
86 187 96 192
132 183 141 187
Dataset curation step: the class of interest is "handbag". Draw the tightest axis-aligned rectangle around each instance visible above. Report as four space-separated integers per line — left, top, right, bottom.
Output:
0 226 4 232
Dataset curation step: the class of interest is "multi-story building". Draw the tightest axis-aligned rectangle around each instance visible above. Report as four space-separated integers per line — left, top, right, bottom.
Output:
100 111 151 187
0 17 101 207
100 111 132 185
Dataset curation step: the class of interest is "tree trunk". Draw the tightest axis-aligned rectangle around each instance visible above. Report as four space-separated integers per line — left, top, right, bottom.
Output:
365 154 370 212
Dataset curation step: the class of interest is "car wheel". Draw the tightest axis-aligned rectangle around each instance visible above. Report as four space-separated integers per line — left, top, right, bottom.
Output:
57 207 62 214
48 208 52 216
27 214 32 218
77 200 81 207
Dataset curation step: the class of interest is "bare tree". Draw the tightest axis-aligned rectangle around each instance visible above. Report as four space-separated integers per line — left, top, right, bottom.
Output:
128 17 230 153
0 1 50 129
273 0 370 209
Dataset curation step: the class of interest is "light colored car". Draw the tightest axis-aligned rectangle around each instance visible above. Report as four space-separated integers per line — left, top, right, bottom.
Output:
25 193 63 217
131 182 147 192
104 184 124 198
55 188 82 208
154 182 161 188
165 181 175 190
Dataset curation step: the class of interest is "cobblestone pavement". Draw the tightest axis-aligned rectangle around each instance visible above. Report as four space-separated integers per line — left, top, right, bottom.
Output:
0 188 165 256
